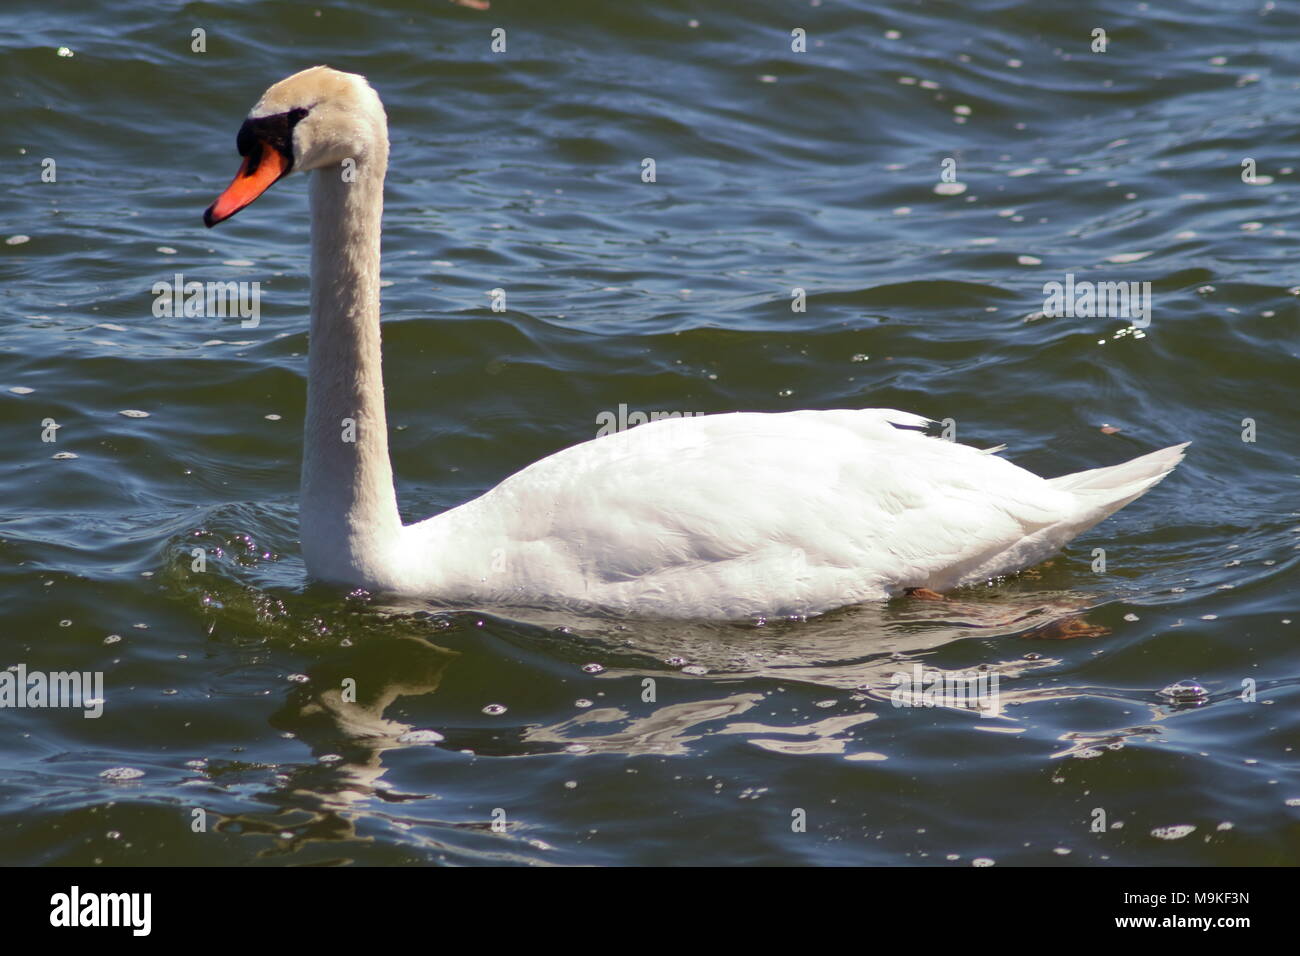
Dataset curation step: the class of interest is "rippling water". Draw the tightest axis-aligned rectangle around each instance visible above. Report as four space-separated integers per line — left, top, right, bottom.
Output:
1 0 1298 866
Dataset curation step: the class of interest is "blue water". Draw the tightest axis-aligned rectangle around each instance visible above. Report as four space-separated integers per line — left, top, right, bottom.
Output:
0 0 1297 865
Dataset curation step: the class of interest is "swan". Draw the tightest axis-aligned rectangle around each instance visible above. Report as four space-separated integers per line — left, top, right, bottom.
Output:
203 66 1188 621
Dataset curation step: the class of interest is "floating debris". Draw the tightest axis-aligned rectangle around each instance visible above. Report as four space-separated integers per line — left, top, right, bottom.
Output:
398 729 445 744
1158 680 1209 704
100 767 144 781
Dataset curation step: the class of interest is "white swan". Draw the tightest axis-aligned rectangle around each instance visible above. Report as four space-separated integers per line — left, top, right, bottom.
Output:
203 67 1188 620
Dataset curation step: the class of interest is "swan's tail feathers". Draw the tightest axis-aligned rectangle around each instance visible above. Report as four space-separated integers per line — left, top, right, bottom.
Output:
1050 441 1189 519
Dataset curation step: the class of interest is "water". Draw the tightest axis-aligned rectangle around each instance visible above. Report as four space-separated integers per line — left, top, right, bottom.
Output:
1 0 1297 866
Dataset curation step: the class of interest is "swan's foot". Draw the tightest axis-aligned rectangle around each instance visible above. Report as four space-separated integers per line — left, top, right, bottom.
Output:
904 587 947 601
1022 615 1111 640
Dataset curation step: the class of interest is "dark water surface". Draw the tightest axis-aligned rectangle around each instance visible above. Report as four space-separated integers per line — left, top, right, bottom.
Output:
1 0 1298 865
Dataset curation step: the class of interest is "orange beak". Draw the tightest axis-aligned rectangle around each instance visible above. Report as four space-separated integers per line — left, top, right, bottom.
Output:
203 143 290 227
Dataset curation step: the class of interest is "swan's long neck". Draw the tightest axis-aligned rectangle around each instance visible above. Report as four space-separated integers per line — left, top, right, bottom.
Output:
299 146 403 586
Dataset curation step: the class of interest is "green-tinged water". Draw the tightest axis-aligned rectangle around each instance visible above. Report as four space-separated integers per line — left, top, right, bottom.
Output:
1 0 1297 866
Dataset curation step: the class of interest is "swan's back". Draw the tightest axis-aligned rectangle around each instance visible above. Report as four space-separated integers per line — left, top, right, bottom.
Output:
397 409 1186 618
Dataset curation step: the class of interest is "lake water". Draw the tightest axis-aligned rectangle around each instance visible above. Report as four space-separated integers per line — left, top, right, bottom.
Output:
1 0 1297 866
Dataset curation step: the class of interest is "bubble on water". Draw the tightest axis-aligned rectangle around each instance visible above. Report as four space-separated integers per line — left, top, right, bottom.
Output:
222 259 254 267
1016 255 1041 265
1052 847 1071 855
264 413 281 421
574 699 593 708
100 767 144 781
1123 613 1140 622
1151 824 1196 840
118 409 150 418
1158 680 1209 703
6 234 31 245
56 47 74 57
318 754 342 763
933 182 967 196
9 386 34 395
482 703 507 716
972 857 995 867
286 673 309 684
398 729 444 744
581 663 605 674
104 634 121 645
665 657 687 667
682 665 708 675
157 246 177 255
1285 798 1300 807
565 743 591 754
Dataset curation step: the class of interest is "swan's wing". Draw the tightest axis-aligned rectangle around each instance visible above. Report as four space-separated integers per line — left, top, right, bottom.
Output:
406 408 1084 617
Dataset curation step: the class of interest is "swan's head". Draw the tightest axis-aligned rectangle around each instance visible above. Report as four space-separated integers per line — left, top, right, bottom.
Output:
204 66 386 227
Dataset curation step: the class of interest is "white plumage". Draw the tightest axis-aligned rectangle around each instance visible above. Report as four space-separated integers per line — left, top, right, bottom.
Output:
401 409 1186 617
205 67 1187 621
